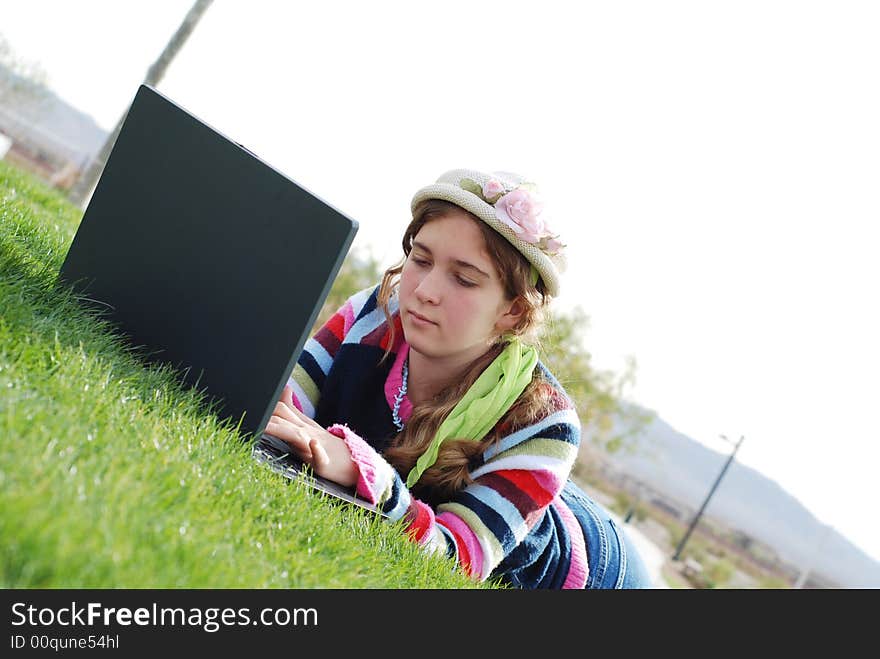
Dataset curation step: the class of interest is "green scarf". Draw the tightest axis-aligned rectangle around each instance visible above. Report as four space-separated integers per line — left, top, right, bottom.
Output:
405 338 539 488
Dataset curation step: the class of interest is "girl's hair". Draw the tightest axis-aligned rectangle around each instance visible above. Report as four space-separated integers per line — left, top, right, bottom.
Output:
376 199 554 502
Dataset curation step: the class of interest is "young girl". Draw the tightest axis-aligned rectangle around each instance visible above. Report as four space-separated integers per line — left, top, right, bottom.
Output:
265 168 652 589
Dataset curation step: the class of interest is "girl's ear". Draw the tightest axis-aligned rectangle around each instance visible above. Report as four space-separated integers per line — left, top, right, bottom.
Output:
496 296 527 333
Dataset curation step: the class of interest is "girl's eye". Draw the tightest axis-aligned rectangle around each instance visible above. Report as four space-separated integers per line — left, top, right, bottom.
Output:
410 257 475 287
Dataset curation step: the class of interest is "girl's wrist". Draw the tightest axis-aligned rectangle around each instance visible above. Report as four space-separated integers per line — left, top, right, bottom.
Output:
327 424 382 504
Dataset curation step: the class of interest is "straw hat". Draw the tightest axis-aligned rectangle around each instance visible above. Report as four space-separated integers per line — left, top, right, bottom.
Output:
411 168 566 296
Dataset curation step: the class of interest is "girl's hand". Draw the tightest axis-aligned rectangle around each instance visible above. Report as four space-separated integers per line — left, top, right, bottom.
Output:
265 385 358 488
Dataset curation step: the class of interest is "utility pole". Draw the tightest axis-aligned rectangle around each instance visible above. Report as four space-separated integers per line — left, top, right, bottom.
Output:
68 0 214 208
673 434 744 561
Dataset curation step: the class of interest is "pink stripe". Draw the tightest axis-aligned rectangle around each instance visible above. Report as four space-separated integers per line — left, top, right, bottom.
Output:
554 497 589 589
289 390 303 414
531 468 565 496
341 300 356 334
327 424 381 504
383 341 412 422
436 511 484 578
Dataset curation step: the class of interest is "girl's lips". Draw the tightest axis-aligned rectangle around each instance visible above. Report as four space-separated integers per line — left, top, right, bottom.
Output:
407 310 437 326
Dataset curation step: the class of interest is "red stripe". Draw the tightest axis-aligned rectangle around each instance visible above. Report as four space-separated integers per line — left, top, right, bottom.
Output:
314 325 341 356
326 312 346 342
495 469 555 507
479 472 539 519
379 326 392 351
406 500 433 544
439 521 475 578
379 315 403 351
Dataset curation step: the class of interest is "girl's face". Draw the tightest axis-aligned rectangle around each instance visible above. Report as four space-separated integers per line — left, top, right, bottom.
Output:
399 209 521 362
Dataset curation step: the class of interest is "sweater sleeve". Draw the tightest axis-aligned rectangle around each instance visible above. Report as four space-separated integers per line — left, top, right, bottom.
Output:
328 381 581 582
284 286 377 419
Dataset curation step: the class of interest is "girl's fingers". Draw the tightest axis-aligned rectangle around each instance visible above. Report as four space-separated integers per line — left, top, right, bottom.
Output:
287 403 324 429
275 392 323 431
280 384 295 408
265 416 313 460
274 400 323 432
272 400 305 426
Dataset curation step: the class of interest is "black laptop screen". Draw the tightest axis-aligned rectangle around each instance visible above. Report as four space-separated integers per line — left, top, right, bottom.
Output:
58 85 358 437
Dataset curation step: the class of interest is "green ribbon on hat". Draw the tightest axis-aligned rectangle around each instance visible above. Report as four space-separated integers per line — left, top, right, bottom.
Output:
405 337 539 488
529 264 540 286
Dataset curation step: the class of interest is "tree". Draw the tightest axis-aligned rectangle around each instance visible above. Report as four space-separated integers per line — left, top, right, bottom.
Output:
0 32 50 110
705 557 735 589
539 306 652 452
310 247 386 334
68 0 214 207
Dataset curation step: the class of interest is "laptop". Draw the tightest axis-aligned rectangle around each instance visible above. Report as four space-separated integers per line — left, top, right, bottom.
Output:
57 84 382 515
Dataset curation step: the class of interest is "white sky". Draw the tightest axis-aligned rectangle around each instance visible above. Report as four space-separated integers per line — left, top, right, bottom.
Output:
3 1 878 563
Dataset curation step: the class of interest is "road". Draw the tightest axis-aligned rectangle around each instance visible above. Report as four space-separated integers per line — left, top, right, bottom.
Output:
610 512 671 588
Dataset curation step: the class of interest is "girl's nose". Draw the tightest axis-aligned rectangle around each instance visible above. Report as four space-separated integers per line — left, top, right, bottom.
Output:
414 270 441 305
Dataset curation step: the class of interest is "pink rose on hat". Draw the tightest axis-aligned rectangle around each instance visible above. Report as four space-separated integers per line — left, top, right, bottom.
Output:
494 187 548 245
457 175 566 257
481 179 506 203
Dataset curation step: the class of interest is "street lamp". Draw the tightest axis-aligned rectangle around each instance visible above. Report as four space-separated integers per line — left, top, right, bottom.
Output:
673 434 745 561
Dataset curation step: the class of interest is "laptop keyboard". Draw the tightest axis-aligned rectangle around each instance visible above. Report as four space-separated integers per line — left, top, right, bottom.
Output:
252 433 386 517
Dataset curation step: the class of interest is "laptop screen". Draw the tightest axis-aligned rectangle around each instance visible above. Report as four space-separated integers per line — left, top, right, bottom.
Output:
58 85 358 438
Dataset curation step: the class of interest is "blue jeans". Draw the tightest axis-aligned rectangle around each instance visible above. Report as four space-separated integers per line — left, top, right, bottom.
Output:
561 481 654 589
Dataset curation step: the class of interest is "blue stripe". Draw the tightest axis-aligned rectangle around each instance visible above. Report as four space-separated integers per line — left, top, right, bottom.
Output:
344 286 399 345
298 349 325 392
536 362 573 404
354 287 379 321
456 490 517 553
303 336 333 375
344 306 388 344
493 511 561 589
483 408 580 460
467 483 526 539
344 287 374 319
382 477 411 521
436 524 457 559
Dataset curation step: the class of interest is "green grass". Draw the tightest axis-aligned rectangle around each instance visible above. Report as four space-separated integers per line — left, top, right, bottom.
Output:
0 161 487 589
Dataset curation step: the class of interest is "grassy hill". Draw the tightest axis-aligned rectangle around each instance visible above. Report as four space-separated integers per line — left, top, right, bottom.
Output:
0 160 486 589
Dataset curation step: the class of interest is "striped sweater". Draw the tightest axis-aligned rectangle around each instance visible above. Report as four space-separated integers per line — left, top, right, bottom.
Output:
286 284 589 589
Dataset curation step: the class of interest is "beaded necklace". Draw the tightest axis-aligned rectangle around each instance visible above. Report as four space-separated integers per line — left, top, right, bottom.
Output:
391 357 409 431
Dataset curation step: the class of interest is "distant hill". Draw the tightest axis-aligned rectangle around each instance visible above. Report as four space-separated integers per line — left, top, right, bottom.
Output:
595 404 880 588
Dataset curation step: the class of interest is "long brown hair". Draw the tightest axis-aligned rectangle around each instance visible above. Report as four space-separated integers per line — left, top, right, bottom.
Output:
376 199 555 502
